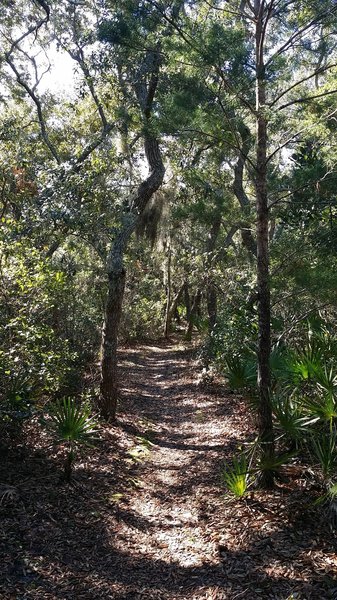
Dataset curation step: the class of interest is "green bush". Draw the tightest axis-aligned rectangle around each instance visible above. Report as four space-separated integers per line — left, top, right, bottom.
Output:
272 393 315 443
223 354 257 390
311 429 337 479
48 397 98 482
222 454 250 498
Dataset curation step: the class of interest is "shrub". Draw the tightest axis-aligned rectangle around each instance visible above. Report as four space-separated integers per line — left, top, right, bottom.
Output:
222 454 250 498
47 397 98 482
311 429 337 480
272 393 315 444
223 354 257 390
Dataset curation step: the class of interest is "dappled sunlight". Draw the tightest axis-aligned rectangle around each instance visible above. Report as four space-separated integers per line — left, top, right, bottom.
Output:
1 340 336 599
2 0 337 596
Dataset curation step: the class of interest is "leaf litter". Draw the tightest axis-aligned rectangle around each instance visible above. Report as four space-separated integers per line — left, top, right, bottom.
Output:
0 339 336 599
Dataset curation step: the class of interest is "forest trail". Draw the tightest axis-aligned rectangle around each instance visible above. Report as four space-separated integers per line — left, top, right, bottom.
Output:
1 339 336 600
115 339 241 594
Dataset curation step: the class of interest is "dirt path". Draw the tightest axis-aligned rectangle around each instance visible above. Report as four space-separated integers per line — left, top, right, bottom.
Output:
1 339 336 599
114 340 243 597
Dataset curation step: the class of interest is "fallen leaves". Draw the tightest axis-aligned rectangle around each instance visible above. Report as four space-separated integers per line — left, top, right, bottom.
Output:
0 340 336 599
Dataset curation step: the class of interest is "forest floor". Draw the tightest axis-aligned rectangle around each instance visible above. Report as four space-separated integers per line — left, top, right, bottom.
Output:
1 338 337 600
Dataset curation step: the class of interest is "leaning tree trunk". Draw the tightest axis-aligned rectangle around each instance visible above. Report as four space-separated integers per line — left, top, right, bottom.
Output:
99 49 165 420
185 289 202 341
163 245 172 338
165 281 186 338
255 2 275 488
100 243 127 419
205 214 222 335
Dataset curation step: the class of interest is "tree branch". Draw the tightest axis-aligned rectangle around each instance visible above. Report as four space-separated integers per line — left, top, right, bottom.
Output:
269 63 337 108
5 54 61 164
266 4 337 67
68 46 108 129
278 88 337 111
278 303 331 342
268 170 336 210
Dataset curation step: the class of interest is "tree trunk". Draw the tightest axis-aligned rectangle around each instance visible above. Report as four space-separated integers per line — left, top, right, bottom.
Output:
184 281 191 322
63 448 74 483
205 215 222 334
232 118 257 260
207 284 217 332
100 263 126 419
99 49 165 419
164 246 172 338
185 289 202 341
165 281 186 337
255 2 275 488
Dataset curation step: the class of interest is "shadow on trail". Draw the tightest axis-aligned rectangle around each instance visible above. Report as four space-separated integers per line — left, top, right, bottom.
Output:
1 447 335 599
1 339 336 599
117 340 247 500
119 344 235 427
1 443 335 600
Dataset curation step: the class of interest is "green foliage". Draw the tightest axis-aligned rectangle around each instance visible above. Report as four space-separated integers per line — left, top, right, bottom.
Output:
272 394 315 442
269 345 290 382
310 365 337 395
303 394 337 429
122 294 164 341
328 482 337 499
49 397 97 445
270 328 337 445
311 429 337 479
121 250 165 341
48 397 98 482
279 334 330 389
97 1 162 52
221 445 292 499
2 0 337 509
202 21 249 78
270 328 337 390
159 74 207 133
255 451 294 478
210 277 258 370
223 354 256 390
0 236 82 441
314 481 337 506
98 18 132 46
0 215 105 428
222 454 249 498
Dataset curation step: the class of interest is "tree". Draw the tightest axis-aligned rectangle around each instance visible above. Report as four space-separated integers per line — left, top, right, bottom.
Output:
1 0 168 419
2 0 337 446
154 0 337 485
98 44 165 418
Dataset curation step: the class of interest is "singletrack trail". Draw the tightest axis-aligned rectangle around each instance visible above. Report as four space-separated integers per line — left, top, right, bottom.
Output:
114 340 241 598
107 340 337 600
1 339 336 600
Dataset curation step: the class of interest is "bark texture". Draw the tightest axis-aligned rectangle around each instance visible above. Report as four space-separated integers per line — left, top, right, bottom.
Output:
206 215 222 334
232 121 257 259
100 265 126 419
255 1 275 488
185 289 202 341
99 49 165 419
164 247 172 338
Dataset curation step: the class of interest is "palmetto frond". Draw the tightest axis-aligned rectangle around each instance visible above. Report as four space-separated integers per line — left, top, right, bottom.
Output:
50 397 97 446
